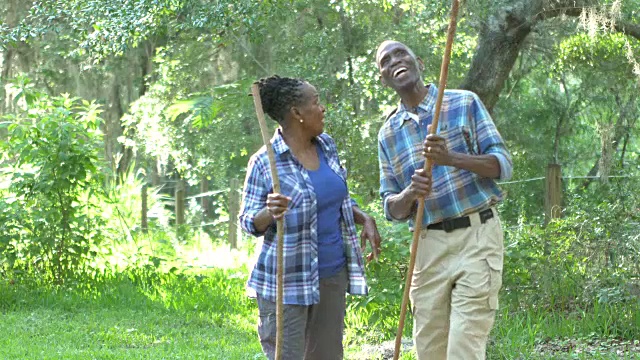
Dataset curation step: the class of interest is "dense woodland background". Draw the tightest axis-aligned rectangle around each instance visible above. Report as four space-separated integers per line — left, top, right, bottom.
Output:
1 1 640 358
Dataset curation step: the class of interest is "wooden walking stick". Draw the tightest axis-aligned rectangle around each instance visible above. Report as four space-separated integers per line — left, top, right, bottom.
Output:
393 1 460 359
251 83 285 360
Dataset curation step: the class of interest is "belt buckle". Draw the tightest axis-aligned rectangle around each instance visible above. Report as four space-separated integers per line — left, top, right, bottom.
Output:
442 219 455 233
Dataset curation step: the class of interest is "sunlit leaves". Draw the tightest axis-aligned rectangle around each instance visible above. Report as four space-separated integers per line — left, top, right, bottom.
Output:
0 92 107 282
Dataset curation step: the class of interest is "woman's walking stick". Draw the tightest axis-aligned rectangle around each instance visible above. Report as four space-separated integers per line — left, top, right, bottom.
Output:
393 1 460 359
251 83 285 360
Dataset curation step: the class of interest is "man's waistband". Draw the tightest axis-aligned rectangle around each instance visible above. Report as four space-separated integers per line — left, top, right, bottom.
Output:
426 208 494 233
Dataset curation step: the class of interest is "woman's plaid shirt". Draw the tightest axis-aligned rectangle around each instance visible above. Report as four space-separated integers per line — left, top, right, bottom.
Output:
240 130 367 306
378 84 513 227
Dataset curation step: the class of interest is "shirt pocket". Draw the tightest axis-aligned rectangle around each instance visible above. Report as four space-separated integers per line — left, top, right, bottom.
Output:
443 125 475 155
279 176 306 232
280 176 305 210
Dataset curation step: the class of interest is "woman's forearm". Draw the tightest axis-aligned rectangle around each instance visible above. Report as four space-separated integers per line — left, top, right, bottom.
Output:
253 207 275 233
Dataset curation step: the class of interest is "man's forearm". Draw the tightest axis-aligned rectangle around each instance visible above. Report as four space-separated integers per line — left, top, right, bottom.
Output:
449 152 501 179
386 189 417 221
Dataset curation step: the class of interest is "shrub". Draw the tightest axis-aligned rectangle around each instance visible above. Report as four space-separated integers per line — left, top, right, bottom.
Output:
0 94 106 283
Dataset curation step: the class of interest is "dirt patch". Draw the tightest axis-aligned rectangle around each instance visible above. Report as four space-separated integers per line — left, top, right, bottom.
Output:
535 337 640 357
350 338 414 360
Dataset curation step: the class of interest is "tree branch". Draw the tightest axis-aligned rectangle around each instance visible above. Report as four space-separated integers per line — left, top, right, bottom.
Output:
462 0 640 112
615 22 640 41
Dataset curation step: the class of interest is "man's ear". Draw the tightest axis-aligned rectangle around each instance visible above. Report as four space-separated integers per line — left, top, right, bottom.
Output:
379 74 388 87
417 57 425 72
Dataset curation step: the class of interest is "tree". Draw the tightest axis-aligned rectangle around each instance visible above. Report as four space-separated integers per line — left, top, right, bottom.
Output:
462 0 640 112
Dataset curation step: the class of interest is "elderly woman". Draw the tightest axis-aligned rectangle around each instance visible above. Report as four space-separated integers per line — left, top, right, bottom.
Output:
240 75 381 360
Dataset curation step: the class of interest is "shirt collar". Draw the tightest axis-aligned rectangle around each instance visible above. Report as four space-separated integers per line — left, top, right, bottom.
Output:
390 84 438 129
271 128 289 155
270 128 329 156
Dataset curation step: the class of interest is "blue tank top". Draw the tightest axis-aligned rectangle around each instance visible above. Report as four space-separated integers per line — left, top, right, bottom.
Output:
308 143 347 278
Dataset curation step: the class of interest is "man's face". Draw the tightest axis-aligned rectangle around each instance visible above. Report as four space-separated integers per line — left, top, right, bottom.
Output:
376 41 422 90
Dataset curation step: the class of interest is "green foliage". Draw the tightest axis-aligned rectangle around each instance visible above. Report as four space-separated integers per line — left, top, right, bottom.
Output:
345 203 413 343
503 178 640 310
1 0 283 60
1 1 640 355
0 93 106 283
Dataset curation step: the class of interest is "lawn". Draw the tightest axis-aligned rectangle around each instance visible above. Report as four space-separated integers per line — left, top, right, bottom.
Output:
0 268 264 360
1 263 639 360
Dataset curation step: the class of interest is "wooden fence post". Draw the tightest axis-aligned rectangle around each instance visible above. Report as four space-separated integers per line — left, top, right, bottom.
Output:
175 179 185 226
545 163 562 224
228 178 240 249
141 183 148 233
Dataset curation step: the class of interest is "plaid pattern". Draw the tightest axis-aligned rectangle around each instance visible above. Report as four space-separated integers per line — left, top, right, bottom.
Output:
240 130 367 306
378 84 512 227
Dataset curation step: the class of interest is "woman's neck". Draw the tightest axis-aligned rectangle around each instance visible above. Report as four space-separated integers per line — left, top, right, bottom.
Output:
281 126 319 170
281 126 315 154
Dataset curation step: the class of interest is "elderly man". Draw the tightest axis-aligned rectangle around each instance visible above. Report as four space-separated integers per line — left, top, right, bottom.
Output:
375 40 512 360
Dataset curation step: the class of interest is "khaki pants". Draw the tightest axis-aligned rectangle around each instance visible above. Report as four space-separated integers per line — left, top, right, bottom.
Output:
256 267 347 360
410 209 503 360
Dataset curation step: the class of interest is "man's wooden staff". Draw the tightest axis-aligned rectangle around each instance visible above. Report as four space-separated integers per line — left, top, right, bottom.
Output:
251 83 285 360
393 1 460 359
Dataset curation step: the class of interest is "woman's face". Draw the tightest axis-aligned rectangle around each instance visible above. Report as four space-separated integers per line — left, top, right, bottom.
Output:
296 83 325 136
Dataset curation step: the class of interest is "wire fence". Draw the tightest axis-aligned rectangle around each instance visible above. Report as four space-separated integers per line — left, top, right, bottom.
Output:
152 173 640 231
498 174 640 185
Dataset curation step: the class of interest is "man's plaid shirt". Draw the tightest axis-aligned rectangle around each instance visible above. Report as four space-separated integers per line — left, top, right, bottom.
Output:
378 84 513 227
240 130 367 306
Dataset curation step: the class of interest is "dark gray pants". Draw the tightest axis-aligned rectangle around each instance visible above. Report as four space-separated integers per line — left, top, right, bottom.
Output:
256 267 348 360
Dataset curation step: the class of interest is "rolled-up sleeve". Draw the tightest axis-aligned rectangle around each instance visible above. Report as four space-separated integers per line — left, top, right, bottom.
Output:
471 94 513 181
378 138 412 222
239 154 269 237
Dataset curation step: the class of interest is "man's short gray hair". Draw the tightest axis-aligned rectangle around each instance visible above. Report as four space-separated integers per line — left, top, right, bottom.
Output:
375 40 419 69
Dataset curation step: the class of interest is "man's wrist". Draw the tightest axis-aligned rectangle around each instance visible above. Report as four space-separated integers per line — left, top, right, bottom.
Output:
445 151 457 167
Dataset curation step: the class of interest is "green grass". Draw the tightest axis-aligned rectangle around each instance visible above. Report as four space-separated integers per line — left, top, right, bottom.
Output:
344 293 640 359
2 267 639 360
488 299 640 360
0 269 265 360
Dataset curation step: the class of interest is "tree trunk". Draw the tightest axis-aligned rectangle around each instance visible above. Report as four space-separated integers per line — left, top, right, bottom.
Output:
339 10 359 118
115 40 156 175
151 158 161 186
459 0 640 111
141 184 148 233
619 131 631 167
461 2 538 111
580 92 636 189
139 40 154 97
0 49 13 116
0 0 19 116
175 178 185 227
228 178 240 249
110 75 133 174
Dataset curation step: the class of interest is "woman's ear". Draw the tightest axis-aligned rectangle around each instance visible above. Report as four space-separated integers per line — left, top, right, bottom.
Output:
289 106 302 122
417 57 425 72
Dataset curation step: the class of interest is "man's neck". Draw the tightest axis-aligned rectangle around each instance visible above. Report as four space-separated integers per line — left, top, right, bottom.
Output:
397 81 429 110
